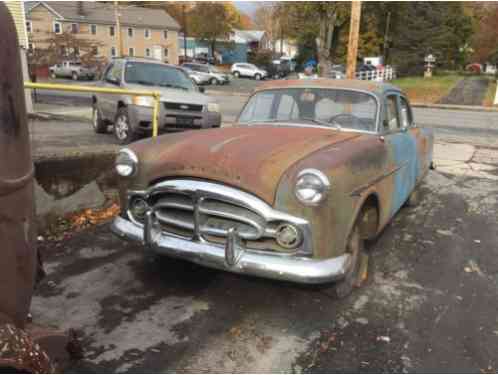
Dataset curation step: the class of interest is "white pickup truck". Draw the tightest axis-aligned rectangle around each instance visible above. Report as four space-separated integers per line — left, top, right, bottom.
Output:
49 61 96 81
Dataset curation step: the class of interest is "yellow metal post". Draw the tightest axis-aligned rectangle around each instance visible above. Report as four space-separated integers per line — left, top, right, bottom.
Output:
152 92 160 138
24 82 162 138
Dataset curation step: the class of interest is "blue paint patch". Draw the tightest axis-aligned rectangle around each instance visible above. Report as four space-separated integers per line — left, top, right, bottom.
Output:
388 132 419 215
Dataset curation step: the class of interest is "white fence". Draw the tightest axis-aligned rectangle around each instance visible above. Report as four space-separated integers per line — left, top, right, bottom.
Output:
355 66 396 81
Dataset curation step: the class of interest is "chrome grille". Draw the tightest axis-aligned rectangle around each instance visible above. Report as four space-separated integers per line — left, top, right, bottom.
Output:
152 192 264 242
163 102 203 112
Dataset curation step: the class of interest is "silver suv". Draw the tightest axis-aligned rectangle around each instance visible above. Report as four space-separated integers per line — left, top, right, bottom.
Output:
181 63 230 85
92 58 222 144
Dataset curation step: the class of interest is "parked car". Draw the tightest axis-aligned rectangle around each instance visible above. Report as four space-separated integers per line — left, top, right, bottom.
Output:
92 58 221 144
194 53 215 65
180 66 211 86
231 63 268 80
182 63 230 85
268 59 291 79
111 79 434 298
49 60 96 80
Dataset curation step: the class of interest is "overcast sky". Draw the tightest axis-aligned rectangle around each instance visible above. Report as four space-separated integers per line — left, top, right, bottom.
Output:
234 1 265 17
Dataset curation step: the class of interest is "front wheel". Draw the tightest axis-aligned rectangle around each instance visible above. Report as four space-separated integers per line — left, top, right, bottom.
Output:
114 107 137 145
50 71 57 79
72 71 78 81
92 105 107 134
233 71 240 78
254 73 262 80
330 224 365 299
210 77 220 85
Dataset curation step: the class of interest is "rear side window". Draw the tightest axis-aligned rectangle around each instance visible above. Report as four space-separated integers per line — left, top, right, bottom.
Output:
384 95 399 131
399 97 413 128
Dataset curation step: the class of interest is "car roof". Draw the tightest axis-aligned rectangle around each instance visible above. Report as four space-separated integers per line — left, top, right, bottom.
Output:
254 79 402 96
113 57 178 69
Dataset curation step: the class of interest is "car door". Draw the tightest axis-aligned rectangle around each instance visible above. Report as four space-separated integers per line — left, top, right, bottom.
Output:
100 61 123 119
399 96 433 180
382 92 418 216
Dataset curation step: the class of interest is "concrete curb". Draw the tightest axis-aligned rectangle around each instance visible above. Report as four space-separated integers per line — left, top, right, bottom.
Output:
411 103 498 112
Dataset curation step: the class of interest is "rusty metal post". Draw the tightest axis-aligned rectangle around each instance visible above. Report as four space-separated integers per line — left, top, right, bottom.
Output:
0 5 76 372
0 2 37 331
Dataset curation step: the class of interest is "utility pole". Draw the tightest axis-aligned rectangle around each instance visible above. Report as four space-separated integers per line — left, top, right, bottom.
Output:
183 4 187 60
346 1 362 79
382 11 391 65
114 1 123 57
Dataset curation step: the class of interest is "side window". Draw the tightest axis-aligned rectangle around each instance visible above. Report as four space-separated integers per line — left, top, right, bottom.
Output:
399 97 413 128
276 94 299 120
105 61 123 84
384 95 400 131
239 93 274 122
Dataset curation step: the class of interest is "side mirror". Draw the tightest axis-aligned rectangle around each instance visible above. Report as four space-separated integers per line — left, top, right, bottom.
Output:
198 86 205 93
106 77 120 86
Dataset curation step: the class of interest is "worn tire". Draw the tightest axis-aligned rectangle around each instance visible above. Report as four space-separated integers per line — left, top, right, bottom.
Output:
405 189 420 207
328 223 365 299
92 105 107 134
113 107 137 145
233 71 240 78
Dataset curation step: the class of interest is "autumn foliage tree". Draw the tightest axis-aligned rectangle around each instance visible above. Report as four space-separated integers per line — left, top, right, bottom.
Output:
471 2 498 64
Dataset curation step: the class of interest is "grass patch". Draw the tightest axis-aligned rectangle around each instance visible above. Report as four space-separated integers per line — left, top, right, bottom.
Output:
483 79 497 107
392 74 463 104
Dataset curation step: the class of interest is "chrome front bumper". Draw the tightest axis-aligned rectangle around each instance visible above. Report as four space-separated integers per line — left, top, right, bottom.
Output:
111 215 351 284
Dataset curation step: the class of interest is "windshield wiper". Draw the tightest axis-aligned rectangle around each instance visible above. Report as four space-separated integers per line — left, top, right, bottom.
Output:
130 80 155 86
300 117 341 129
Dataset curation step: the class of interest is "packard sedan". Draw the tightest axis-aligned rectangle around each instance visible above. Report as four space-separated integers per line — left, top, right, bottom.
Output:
111 79 434 297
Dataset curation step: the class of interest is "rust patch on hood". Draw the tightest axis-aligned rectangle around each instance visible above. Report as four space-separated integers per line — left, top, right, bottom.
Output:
130 125 359 204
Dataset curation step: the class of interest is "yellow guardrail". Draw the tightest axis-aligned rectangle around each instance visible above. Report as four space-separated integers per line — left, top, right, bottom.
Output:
24 82 162 137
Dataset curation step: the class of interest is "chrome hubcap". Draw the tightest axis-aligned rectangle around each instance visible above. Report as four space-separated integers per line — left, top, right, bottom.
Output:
115 116 129 140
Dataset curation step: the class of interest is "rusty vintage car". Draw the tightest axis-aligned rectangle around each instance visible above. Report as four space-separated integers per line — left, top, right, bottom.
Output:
111 79 434 297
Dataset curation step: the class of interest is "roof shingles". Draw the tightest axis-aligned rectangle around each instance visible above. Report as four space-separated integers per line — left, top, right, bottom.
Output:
26 1 180 30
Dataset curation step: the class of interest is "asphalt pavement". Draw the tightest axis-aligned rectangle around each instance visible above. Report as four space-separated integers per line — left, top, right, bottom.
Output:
33 148 498 372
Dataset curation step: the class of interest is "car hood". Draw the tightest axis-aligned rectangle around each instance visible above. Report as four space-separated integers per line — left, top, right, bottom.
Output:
125 83 211 105
129 125 360 204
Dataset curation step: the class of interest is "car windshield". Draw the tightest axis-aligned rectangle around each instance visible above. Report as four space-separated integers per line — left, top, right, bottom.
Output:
124 62 195 91
238 88 377 132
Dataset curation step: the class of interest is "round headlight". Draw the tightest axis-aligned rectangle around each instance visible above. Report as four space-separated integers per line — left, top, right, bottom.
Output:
275 224 302 249
294 169 330 206
115 149 138 177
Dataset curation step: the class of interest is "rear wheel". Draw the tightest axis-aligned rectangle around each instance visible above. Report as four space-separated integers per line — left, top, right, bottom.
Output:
405 189 420 207
254 73 262 80
210 77 220 85
92 104 107 134
50 71 57 79
114 107 136 145
233 71 240 78
72 71 78 81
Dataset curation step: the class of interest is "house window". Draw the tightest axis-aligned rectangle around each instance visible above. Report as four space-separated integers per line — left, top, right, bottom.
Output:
164 48 168 57
90 24 97 35
145 48 151 57
163 30 168 39
127 27 134 37
72 46 80 56
128 47 134 57
71 23 79 34
111 46 117 57
53 22 62 34
109 25 115 37
144 29 151 39
92 46 98 56
26 21 32 33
